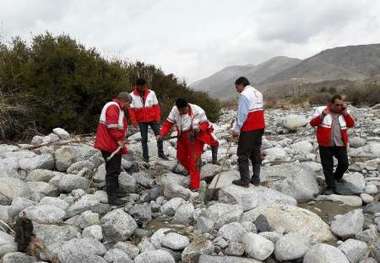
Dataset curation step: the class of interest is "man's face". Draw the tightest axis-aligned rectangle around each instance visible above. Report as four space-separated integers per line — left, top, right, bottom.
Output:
178 106 189 115
330 98 344 113
235 84 245 93
136 85 145 93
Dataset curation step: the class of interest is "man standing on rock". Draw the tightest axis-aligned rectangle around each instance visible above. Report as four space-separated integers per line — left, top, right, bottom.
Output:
130 78 168 162
310 95 355 194
231 77 265 188
95 92 135 205
158 98 219 191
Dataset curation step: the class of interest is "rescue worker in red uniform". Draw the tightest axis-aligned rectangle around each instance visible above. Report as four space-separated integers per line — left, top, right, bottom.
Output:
310 94 355 194
130 78 168 162
95 92 136 205
158 98 219 190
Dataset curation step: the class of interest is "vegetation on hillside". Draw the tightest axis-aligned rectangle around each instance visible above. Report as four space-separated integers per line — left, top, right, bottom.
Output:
0 33 221 140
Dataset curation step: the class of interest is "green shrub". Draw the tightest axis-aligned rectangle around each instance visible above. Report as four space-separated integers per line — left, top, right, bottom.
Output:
0 33 221 139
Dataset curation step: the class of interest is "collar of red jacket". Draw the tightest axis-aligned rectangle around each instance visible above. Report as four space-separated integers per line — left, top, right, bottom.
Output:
133 88 150 98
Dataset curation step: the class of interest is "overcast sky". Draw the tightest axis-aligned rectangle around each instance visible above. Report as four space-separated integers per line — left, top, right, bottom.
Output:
1 0 380 82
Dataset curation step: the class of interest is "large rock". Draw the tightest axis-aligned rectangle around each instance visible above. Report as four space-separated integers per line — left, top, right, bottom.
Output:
119 172 137 193
316 195 363 207
261 163 319 202
336 173 365 195
55 145 97 171
53 127 70 140
291 140 314 154
274 232 311 261
26 169 60 182
0 231 17 257
203 203 243 229
58 238 107 263
282 114 308 130
22 204 65 224
242 204 334 242
208 171 240 190
104 248 133 263
217 222 247 242
219 185 297 211
67 194 109 217
242 232 274 261
160 232 190 250
198 255 261 263
134 249 175 263
338 239 368 263
33 224 80 258
304 243 349 263
331 209 365 239
39 196 69 210
58 174 90 192
350 137 367 148
160 173 192 200
19 153 54 170
173 202 194 224
0 177 33 201
2 252 36 263
101 209 137 241
160 197 185 216
181 239 214 263
263 147 289 162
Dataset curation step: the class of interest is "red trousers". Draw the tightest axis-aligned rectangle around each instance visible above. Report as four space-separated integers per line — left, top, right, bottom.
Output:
177 131 204 190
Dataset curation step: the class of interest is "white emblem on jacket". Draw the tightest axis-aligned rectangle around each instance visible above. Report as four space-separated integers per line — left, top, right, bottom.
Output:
312 106 348 130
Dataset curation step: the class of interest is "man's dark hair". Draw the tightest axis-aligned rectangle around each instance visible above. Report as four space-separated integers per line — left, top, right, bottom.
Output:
330 94 342 103
235 76 250 87
136 78 146 86
176 98 188 109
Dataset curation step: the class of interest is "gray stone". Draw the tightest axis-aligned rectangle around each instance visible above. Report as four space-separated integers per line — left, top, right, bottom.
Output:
104 248 133 263
0 177 32 201
83 225 103 240
219 185 297 211
114 241 140 259
101 209 137 241
254 214 272 232
282 114 308 130
160 197 185 216
261 163 319 202
129 203 152 223
22 205 65 224
173 202 194 224
66 210 100 229
208 170 240 190
181 239 214 263
336 173 365 195
26 169 59 182
201 163 222 180
196 216 215 233
19 153 54 171
331 209 365 239
316 195 363 207
134 249 175 263
263 146 289 162
27 181 57 196
350 137 367 148
58 238 106 263
55 145 97 172
204 203 243 229
0 231 17 257
119 172 137 193
39 196 69 210
161 232 190 250
365 184 378 195
274 232 311 261
67 160 95 174
33 224 80 258
198 255 261 263
225 242 245 256
360 193 374 204
94 164 106 183
242 232 274 261
304 243 349 263
338 239 368 263
2 252 36 263
53 128 70 140
67 194 109 217
242 204 334 243
217 222 247 242
292 140 314 154
259 231 282 243
58 174 90 192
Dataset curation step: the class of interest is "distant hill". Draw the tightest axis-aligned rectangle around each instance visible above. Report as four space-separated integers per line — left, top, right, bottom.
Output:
192 44 380 100
191 56 301 100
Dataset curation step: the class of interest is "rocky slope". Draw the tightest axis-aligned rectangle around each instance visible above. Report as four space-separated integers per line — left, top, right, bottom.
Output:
0 105 380 262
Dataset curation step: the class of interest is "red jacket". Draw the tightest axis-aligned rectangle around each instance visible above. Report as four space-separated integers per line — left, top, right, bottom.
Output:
310 106 355 147
130 88 161 123
95 99 132 154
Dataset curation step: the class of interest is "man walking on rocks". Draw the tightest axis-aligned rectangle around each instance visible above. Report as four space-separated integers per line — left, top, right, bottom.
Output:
158 98 219 190
232 77 265 188
310 95 355 194
95 92 135 205
130 78 168 162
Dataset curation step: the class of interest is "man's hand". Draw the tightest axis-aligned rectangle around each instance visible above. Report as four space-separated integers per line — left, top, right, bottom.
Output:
156 134 162 141
341 103 348 115
322 108 329 116
117 140 125 147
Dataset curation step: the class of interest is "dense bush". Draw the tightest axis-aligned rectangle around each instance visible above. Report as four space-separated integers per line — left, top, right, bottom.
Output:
0 33 221 140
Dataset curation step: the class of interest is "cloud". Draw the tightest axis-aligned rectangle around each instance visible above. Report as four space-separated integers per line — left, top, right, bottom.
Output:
1 0 380 82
